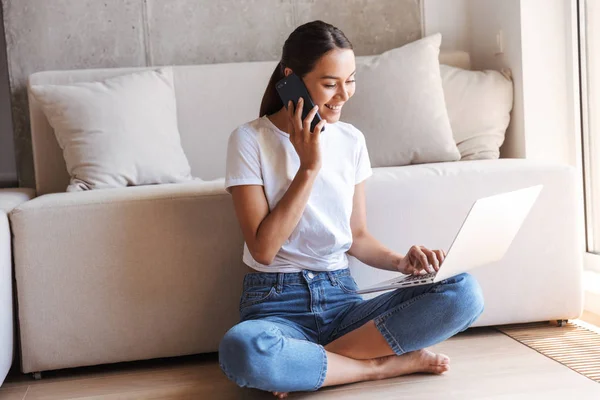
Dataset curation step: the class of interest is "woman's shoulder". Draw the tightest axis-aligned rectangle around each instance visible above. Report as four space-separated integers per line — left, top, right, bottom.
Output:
228 117 271 144
230 117 265 136
331 120 366 143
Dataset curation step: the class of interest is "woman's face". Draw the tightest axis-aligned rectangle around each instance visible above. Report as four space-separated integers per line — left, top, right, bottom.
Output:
286 48 356 124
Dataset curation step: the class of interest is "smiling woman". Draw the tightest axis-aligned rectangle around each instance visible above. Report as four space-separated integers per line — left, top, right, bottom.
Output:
218 20 484 399
259 21 355 123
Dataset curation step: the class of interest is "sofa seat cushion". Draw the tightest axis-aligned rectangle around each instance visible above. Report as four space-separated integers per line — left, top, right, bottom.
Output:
9 159 582 372
352 159 582 327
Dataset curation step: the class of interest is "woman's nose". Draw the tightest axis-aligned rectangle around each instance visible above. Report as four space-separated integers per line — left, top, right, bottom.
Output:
336 87 349 101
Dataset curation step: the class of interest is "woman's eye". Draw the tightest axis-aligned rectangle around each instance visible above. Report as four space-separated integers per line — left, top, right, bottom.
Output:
324 84 336 88
347 80 356 84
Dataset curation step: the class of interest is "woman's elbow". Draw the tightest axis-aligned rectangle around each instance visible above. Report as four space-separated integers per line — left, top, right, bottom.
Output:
250 246 275 266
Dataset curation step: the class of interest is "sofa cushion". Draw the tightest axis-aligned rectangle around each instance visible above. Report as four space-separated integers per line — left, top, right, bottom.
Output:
440 65 513 160
29 68 195 192
342 33 460 168
348 159 582 328
9 159 583 372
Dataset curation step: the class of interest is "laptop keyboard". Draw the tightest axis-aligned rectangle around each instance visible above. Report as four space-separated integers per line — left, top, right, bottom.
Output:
401 272 437 283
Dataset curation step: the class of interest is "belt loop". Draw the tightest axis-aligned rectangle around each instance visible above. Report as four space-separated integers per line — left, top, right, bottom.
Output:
276 273 285 293
327 271 337 286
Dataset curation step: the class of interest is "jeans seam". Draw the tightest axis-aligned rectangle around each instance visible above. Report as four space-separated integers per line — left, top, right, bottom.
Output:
333 288 426 336
334 275 358 294
219 361 236 382
313 344 328 391
374 285 439 325
374 320 405 355
370 289 436 354
239 286 276 311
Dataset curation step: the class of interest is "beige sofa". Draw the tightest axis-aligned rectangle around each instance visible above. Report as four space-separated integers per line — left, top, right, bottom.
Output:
8 51 583 376
0 188 35 385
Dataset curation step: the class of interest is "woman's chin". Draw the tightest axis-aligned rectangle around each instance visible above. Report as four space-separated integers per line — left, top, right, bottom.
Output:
322 111 341 124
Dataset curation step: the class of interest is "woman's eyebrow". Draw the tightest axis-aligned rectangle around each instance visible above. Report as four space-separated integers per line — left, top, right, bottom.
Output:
320 70 356 80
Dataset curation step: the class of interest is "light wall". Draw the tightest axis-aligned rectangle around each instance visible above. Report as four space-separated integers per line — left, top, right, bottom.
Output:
425 0 580 169
423 0 471 52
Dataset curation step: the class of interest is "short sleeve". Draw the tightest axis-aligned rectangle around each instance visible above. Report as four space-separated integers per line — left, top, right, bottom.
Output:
224 127 264 194
355 130 373 184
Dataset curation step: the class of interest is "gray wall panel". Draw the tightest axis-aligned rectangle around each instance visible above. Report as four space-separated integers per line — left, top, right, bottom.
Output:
2 0 422 188
293 0 422 56
147 0 296 65
0 3 16 187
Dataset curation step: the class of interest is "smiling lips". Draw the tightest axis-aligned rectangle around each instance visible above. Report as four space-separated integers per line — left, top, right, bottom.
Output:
325 103 343 112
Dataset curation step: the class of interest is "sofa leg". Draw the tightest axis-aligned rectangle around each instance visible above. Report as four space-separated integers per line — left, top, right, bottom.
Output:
32 372 42 380
556 319 568 327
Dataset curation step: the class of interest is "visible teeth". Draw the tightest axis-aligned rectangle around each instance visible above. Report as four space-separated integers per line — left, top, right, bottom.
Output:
325 104 342 110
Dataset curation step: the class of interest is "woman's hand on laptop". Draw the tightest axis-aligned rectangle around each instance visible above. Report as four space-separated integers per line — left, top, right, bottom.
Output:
396 245 446 275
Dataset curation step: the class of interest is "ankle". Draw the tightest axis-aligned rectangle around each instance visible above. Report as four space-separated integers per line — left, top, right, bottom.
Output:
365 357 385 381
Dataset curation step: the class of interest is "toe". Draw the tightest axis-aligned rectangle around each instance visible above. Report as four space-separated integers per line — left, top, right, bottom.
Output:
437 353 450 365
434 364 449 374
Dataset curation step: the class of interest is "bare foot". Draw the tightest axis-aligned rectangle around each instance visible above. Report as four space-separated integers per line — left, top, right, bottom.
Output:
371 349 450 381
272 391 288 398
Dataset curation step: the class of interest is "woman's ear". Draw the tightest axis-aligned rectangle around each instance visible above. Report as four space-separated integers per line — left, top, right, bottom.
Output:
284 67 293 77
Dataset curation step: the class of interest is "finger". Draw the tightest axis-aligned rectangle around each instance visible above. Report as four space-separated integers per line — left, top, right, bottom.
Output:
407 247 424 275
295 97 304 123
312 118 326 137
425 248 439 272
303 105 319 142
436 250 445 267
431 250 443 271
436 249 446 264
293 98 304 138
303 105 319 129
286 101 295 139
415 247 433 272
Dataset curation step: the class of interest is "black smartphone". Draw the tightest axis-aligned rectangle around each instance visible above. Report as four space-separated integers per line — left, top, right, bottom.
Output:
275 73 325 132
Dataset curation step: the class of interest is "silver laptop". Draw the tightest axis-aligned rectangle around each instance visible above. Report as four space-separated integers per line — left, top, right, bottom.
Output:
356 185 543 295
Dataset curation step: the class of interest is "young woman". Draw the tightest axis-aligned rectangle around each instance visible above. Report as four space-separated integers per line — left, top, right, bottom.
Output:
219 20 484 398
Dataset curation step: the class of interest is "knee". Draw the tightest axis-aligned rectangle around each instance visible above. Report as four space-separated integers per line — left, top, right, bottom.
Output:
443 273 485 323
218 321 283 389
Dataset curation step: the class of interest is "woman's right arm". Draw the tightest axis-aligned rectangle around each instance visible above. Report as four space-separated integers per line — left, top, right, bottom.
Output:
231 167 317 265
231 99 326 265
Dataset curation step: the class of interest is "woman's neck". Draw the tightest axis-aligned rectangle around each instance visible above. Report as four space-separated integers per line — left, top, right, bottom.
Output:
266 108 290 134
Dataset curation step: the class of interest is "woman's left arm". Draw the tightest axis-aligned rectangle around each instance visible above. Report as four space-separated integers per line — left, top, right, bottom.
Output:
347 182 404 272
347 182 445 274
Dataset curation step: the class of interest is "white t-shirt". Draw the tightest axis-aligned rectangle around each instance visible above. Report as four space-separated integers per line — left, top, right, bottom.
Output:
225 116 373 273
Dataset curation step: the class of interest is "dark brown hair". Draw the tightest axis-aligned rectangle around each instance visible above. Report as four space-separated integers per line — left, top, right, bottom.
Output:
259 20 353 117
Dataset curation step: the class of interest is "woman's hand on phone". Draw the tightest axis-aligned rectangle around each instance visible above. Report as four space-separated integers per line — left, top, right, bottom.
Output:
287 98 326 172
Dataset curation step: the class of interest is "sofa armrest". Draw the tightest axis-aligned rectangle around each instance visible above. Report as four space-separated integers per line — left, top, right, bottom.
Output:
1 188 35 384
0 188 36 214
11 180 225 213
9 178 249 373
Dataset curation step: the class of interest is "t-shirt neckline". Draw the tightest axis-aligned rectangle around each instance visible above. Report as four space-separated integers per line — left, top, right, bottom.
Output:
262 115 332 138
262 115 290 138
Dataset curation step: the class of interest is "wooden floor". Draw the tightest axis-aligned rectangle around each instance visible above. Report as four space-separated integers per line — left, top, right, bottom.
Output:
2 320 600 400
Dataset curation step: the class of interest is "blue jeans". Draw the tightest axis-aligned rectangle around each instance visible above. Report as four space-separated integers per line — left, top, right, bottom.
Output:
218 268 484 393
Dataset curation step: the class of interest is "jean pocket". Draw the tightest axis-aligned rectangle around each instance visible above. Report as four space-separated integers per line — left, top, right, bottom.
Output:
336 275 359 294
239 286 276 310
